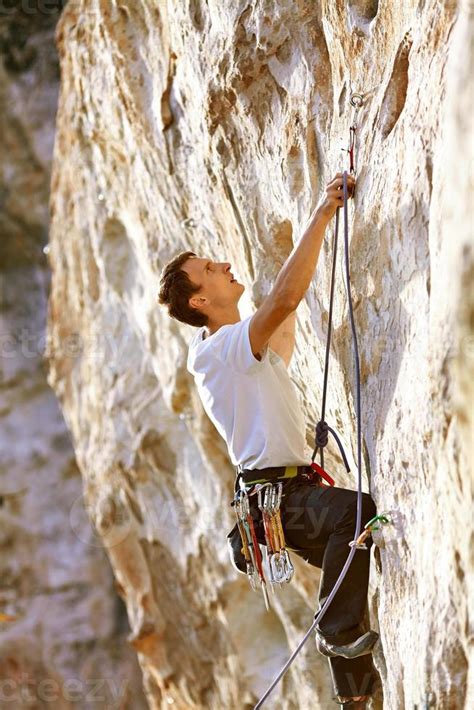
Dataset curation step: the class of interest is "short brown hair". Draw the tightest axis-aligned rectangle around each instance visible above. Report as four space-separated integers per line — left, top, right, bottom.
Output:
157 250 208 327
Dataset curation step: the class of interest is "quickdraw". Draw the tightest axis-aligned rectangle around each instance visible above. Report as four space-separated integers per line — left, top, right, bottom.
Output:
233 486 270 609
257 482 294 586
343 92 364 175
232 480 294 610
348 512 392 550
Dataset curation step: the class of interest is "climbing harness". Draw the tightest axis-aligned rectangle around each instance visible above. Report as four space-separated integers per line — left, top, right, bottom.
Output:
231 461 333 602
252 91 391 709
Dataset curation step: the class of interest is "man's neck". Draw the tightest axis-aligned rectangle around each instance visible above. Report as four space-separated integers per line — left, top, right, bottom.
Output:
204 325 226 338
205 312 241 338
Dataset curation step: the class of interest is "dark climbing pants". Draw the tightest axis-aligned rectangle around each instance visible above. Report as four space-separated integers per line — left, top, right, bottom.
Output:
247 477 378 698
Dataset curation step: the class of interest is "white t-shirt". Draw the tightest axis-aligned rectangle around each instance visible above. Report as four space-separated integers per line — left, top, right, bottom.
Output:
186 314 312 470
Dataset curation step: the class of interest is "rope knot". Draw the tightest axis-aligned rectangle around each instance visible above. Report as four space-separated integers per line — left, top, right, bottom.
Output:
315 420 329 448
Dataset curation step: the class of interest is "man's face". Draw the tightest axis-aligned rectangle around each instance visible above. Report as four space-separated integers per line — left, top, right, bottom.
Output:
182 256 244 312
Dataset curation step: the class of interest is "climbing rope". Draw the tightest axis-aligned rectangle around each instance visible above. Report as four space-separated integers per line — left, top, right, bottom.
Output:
253 92 371 709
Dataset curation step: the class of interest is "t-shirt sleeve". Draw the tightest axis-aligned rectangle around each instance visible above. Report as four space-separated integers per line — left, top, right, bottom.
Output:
214 316 270 375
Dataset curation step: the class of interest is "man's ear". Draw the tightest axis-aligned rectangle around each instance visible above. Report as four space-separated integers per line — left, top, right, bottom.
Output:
189 295 207 310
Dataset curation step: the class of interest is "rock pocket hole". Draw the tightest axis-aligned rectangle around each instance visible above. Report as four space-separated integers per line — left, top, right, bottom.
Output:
379 33 412 140
102 217 137 297
348 0 379 21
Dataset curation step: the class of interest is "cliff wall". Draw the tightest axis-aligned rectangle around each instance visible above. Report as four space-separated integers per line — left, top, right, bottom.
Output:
0 5 147 707
46 2 472 708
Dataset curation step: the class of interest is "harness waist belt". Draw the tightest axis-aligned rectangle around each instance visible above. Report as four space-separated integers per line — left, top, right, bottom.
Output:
240 464 310 485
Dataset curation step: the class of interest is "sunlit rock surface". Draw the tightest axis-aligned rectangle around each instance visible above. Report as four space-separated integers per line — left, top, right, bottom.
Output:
47 1 472 708
0 5 146 708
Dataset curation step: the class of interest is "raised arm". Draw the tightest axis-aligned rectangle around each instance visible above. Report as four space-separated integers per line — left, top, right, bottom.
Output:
272 173 355 308
268 311 296 368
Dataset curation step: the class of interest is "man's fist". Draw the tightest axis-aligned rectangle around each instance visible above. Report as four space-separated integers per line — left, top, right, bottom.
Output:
317 172 356 220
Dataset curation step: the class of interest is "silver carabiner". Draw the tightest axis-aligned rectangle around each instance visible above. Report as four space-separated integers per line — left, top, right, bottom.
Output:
257 482 273 512
270 482 283 512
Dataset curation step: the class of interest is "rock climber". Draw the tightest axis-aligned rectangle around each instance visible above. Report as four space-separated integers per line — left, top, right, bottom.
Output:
158 172 379 709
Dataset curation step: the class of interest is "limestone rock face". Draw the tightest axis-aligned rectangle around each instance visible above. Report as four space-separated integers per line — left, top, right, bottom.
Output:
47 1 472 709
0 5 146 708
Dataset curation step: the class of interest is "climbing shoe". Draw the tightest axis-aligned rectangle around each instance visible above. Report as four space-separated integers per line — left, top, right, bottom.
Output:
315 629 379 659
